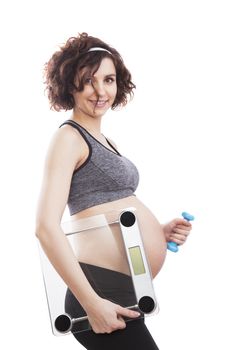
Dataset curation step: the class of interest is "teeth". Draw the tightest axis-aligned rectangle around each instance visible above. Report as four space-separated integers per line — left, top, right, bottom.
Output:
90 100 108 107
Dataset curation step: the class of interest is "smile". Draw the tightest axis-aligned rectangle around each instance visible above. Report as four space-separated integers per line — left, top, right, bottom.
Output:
89 100 109 108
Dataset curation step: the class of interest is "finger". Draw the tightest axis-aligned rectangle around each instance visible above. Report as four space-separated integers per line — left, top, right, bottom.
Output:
176 221 192 228
171 232 187 239
170 238 185 245
117 306 140 318
173 228 190 236
117 316 126 329
170 234 187 244
173 218 191 226
118 315 125 322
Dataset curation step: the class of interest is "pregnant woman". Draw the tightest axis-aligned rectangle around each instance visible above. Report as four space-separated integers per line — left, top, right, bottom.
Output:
35 32 192 350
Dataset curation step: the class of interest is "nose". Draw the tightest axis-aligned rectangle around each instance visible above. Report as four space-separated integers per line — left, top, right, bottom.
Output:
93 81 106 97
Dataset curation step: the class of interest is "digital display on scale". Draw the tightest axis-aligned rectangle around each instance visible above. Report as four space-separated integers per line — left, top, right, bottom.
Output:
128 246 146 275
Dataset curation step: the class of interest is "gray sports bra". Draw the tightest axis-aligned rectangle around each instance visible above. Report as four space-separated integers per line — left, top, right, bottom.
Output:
59 120 140 215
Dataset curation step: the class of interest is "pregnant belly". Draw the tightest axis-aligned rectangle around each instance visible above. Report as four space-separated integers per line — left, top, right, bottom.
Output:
71 195 167 279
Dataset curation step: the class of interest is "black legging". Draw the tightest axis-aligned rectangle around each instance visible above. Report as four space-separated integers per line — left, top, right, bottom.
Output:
65 262 159 350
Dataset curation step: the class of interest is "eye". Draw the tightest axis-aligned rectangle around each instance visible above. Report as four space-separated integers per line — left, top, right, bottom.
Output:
105 77 115 84
84 77 93 85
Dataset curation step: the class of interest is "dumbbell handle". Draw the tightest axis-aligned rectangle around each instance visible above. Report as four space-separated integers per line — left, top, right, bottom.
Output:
167 212 194 253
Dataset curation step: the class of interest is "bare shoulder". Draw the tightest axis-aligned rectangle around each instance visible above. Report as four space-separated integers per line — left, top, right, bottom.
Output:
45 124 86 170
36 123 91 224
52 123 84 147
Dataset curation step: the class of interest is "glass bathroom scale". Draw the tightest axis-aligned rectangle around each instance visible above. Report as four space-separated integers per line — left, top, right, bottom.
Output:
38 207 159 336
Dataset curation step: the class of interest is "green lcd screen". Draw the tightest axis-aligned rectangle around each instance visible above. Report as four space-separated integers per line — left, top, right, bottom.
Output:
128 246 146 275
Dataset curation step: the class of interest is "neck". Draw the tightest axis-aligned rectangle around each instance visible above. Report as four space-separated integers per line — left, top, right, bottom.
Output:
71 109 102 134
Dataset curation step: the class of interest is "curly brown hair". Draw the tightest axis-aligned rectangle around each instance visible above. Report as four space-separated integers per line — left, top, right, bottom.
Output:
43 32 136 111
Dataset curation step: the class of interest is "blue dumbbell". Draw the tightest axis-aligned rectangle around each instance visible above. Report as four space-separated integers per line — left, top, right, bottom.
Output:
167 212 195 252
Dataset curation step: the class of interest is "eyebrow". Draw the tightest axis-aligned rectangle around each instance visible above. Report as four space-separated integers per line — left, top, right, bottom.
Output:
93 73 116 77
90 73 116 80
103 74 116 78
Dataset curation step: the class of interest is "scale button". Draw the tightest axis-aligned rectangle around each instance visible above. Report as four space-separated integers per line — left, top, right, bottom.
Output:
120 211 136 227
138 296 155 313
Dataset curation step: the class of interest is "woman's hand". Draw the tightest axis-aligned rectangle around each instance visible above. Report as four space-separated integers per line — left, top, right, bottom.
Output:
162 218 192 246
85 297 140 334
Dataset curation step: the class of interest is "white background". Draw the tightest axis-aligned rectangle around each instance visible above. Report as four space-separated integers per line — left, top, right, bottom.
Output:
0 0 232 349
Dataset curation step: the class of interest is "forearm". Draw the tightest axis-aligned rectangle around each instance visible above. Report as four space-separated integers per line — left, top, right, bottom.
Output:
36 224 100 310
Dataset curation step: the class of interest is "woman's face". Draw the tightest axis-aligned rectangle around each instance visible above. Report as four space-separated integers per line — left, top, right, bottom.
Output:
73 57 117 118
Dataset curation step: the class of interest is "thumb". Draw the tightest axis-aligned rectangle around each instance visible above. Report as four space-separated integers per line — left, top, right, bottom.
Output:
117 306 140 319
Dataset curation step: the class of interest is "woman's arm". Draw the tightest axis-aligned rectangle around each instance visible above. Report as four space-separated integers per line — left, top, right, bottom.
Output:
35 125 99 309
35 125 139 333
